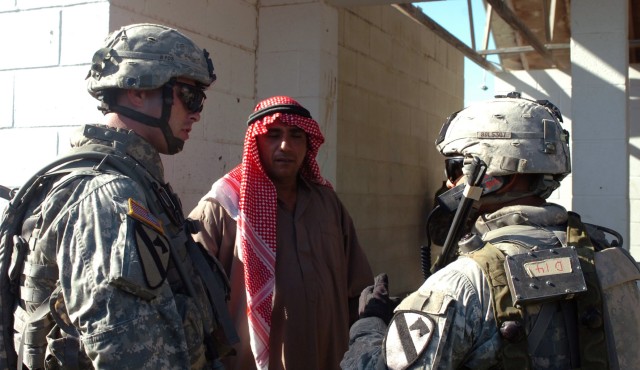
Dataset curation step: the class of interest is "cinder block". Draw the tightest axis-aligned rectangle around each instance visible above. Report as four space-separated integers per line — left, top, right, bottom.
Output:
631 141 640 177
338 83 366 124
256 51 301 96
572 139 628 196
260 2 336 53
260 0 310 6
571 0 626 34
109 4 156 28
0 128 60 187
201 91 253 145
0 73 13 128
60 3 110 65
631 177 640 200
342 10 370 55
631 200 640 222
204 0 258 50
0 1 16 11
339 47 358 86
571 33 627 87
394 72 420 108
571 88 626 140
14 66 103 128
16 0 103 9
0 9 60 70
355 56 386 94
369 26 392 65
365 94 391 131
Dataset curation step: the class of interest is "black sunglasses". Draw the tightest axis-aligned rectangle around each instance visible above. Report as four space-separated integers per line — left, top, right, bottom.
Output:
175 82 207 113
444 156 465 183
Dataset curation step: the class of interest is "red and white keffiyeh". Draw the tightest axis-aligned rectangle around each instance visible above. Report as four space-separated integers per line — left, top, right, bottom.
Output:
208 96 331 369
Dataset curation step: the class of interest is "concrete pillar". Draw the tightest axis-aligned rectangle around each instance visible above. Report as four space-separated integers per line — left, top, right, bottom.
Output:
256 0 339 184
570 0 629 247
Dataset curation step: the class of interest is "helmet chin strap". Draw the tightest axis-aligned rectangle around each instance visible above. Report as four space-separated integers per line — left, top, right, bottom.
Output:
475 174 558 208
108 80 185 154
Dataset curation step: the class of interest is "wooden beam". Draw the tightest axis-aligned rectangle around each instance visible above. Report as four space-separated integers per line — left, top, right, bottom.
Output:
467 0 476 51
393 3 500 73
478 43 570 55
485 0 566 71
482 4 493 51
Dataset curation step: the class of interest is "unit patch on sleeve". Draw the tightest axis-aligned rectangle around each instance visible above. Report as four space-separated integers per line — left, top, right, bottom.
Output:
128 198 170 289
385 311 435 370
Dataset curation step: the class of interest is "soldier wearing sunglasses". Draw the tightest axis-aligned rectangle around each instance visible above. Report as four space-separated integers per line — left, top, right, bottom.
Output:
3 23 238 369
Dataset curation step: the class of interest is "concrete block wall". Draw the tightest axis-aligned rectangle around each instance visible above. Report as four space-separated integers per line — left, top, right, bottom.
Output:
0 1 108 191
0 0 260 214
337 5 464 295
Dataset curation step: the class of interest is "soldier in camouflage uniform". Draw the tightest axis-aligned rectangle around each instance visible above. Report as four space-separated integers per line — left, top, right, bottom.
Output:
341 93 640 369
6 23 237 369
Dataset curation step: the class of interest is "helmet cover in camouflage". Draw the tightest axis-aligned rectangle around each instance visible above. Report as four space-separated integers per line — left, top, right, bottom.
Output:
86 23 215 98
435 93 571 180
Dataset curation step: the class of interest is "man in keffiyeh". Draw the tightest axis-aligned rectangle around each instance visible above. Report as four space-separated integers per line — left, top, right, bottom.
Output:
189 96 374 370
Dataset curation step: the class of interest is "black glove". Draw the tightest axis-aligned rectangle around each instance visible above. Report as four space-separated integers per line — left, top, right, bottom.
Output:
358 273 395 325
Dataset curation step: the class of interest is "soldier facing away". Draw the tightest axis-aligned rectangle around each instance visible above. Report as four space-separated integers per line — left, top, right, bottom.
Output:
0 23 237 369
341 92 640 370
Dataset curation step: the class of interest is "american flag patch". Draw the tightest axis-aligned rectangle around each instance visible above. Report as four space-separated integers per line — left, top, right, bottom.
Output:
128 198 164 234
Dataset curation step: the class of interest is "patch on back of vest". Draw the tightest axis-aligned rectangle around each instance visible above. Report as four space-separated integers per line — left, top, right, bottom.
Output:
385 311 435 370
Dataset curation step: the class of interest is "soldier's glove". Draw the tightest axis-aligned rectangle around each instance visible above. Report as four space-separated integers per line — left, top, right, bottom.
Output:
358 273 396 325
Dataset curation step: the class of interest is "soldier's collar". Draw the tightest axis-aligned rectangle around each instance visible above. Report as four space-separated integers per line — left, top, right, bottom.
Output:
474 203 568 234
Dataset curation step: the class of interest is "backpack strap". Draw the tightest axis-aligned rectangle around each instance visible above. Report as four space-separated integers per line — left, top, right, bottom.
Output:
466 242 530 370
566 211 609 370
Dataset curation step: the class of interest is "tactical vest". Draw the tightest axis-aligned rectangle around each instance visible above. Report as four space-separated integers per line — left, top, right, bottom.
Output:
467 211 640 370
1 125 238 369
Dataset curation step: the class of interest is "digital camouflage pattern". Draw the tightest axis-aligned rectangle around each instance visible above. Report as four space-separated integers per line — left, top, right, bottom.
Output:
341 203 620 370
436 94 571 180
8 124 223 369
87 23 215 96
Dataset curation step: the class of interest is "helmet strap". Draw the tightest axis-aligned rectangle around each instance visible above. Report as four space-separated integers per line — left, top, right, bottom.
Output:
477 174 558 208
105 79 185 154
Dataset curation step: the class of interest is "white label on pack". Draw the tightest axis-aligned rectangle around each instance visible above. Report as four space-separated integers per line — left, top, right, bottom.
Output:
524 257 573 278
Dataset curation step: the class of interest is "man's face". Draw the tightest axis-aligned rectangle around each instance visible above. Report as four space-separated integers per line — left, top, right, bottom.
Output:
256 122 308 185
167 77 205 142
144 77 204 154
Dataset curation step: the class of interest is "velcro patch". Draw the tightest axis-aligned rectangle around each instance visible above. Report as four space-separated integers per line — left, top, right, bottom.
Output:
134 220 170 289
385 311 435 370
128 198 164 234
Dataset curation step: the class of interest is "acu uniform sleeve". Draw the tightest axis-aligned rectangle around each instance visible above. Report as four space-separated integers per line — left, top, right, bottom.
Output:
56 176 191 369
380 259 491 370
341 317 389 370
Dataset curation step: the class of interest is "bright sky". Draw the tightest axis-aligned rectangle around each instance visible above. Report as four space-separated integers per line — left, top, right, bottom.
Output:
417 0 500 106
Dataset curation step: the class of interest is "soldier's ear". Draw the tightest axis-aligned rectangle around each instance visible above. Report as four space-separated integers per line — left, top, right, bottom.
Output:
125 89 148 108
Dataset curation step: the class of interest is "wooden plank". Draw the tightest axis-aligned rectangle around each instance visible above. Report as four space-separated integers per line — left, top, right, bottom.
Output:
393 3 500 73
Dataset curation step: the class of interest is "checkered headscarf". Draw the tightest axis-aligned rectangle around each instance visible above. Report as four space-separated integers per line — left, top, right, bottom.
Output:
224 96 331 369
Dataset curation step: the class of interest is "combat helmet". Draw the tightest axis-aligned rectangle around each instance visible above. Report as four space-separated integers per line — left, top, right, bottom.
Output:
86 23 216 154
435 92 571 199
